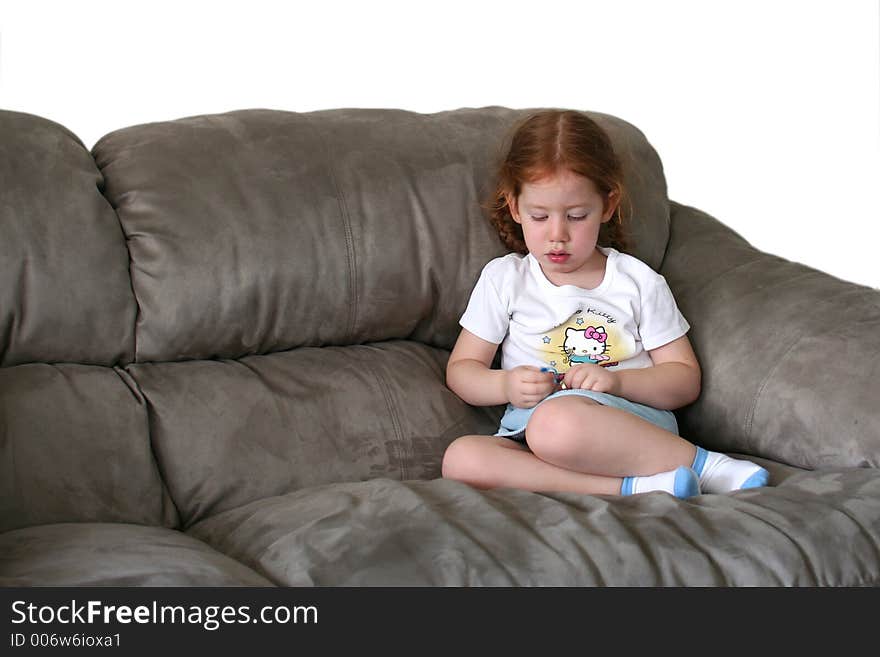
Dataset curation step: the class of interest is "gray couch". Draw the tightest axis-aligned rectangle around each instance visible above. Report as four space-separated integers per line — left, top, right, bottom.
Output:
1 106 878 586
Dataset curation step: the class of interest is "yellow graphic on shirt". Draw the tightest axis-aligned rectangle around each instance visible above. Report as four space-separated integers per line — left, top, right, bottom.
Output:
536 309 634 373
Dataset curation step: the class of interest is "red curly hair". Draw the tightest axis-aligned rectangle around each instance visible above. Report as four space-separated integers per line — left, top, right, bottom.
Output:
488 110 630 254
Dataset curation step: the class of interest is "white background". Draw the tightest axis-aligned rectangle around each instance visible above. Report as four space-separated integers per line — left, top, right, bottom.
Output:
2 0 879 288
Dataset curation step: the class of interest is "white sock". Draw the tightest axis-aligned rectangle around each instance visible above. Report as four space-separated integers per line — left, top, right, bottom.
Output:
621 466 700 498
692 447 769 494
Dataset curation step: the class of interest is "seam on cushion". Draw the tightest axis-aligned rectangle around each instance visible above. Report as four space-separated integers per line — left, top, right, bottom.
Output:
355 348 410 480
743 337 802 446
93 166 140 365
656 199 673 273
125 246 142 364
744 286 874 444
306 116 359 344
375 367 410 480
6 257 27 367
115 365 182 530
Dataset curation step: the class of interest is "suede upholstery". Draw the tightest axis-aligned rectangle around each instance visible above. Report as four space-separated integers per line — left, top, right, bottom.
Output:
664 203 880 470
1 106 878 586
0 112 135 367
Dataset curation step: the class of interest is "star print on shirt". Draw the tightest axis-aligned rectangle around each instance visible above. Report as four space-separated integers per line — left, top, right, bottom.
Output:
542 336 551 343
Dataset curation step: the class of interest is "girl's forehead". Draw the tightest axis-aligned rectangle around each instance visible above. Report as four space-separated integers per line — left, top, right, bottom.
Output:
520 170 601 201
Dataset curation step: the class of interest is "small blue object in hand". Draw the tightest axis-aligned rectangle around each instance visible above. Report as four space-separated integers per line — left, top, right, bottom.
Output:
540 367 566 386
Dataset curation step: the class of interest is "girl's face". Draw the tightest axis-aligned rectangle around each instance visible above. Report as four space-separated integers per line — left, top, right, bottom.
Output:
508 169 618 285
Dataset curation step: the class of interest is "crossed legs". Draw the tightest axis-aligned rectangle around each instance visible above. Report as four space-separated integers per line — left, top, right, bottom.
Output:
442 396 697 496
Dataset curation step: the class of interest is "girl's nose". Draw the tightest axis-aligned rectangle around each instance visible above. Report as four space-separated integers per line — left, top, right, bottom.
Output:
549 216 568 242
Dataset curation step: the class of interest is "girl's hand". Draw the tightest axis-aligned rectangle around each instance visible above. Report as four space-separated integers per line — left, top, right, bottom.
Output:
564 363 620 395
503 366 559 408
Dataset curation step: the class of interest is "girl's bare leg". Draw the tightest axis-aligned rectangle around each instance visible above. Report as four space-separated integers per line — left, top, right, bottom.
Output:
525 396 696 477
442 395 698 496
442 434 623 496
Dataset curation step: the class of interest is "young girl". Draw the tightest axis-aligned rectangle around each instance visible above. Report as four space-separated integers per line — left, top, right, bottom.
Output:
442 110 769 498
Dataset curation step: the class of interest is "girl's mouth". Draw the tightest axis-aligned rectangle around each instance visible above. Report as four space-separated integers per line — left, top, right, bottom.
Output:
547 252 570 264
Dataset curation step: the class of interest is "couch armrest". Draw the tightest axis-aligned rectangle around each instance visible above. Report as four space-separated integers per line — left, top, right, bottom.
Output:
661 202 880 469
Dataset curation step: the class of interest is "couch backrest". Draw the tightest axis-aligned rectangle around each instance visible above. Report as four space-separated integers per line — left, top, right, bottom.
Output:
90 107 671 363
0 111 136 368
0 107 672 530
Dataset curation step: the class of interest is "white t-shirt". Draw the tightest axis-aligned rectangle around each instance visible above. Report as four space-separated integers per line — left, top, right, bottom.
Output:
459 247 690 374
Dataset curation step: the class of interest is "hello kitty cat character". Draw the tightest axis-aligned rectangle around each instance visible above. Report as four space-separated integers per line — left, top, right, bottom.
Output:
564 326 610 365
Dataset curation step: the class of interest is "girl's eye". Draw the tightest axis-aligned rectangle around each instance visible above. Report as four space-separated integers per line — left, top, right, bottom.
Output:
530 215 548 221
568 214 587 221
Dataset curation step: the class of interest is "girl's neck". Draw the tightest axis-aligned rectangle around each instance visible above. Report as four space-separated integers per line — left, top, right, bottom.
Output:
539 247 608 290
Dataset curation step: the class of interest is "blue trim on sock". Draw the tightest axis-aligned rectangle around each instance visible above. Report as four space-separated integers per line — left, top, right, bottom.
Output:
621 476 634 496
692 446 708 476
740 468 769 489
673 466 700 498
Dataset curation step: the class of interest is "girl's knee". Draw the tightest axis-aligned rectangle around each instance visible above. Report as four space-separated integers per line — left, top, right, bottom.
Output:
441 435 486 482
526 397 599 460
528 399 566 439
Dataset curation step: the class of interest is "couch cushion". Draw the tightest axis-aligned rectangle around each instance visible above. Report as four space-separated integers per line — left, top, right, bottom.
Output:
0 523 272 586
126 340 501 527
189 468 880 586
0 363 178 533
662 202 880 469
92 107 669 362
0 111 136 368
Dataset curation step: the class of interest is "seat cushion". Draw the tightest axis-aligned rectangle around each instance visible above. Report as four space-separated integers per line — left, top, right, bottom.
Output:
0 363 178 534
189 467 880 586
0 523 273 586
127 340 502 527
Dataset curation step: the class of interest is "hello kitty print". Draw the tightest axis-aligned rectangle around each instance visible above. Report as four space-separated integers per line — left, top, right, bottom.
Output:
536 309 638 372
564 326 612 365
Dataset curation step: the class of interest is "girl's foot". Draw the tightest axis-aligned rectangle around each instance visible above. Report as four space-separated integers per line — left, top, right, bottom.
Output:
621 466 700 498
692 447 769 493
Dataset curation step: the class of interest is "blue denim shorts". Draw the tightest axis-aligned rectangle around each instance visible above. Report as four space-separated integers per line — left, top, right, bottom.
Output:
495 388 679 442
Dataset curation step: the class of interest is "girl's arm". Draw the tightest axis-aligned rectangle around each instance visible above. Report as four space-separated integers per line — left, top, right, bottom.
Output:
447 329 557 408
563 335 701 410
615 335 701 410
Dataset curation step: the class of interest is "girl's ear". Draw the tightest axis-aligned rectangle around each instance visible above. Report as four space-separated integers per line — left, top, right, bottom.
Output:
602 188 621 223
506 193 522 224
